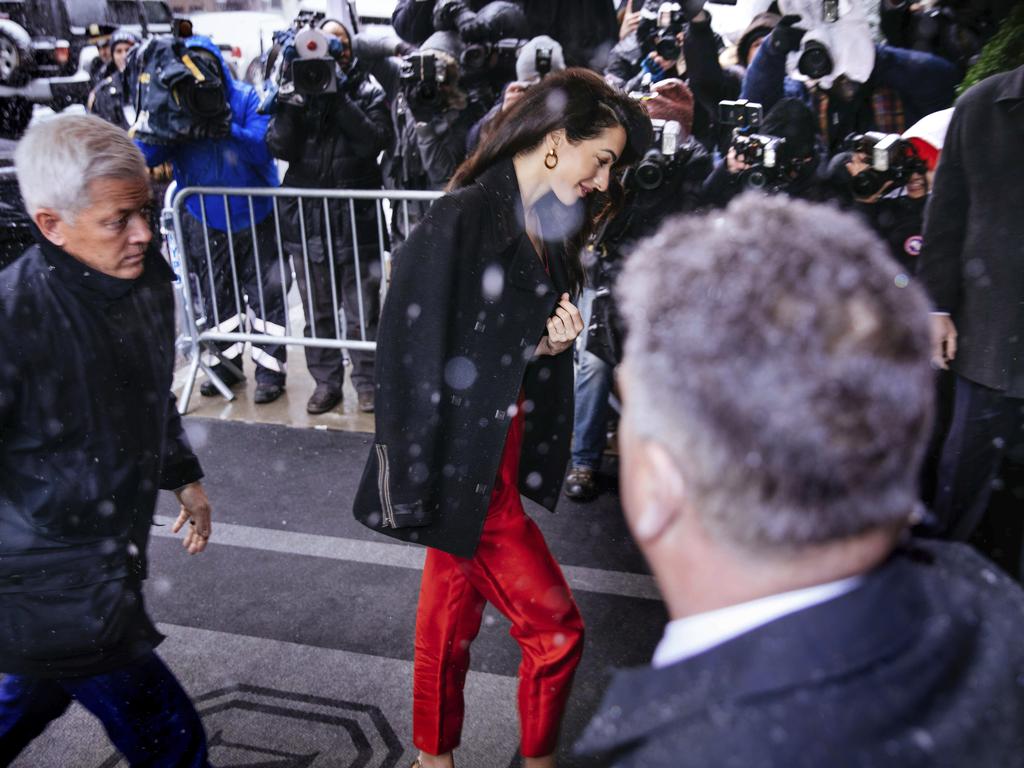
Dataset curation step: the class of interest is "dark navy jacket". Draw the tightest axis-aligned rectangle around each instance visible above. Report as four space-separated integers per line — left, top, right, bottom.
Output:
576 541 1024 767
0 237 203 677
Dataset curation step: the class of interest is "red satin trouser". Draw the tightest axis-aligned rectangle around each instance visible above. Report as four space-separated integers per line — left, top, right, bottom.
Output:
412 401 585 757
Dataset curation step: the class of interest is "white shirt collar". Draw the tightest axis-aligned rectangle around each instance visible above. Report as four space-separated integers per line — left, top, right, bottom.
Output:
651 575 864 669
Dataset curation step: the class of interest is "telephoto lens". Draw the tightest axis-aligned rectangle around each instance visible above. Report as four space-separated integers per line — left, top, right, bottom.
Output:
797 39 833 79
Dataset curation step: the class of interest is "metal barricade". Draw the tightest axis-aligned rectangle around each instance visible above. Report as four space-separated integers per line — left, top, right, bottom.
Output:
167 185 443 414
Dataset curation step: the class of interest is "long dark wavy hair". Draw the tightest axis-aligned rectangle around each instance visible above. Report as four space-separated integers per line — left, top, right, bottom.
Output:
449 68 652 296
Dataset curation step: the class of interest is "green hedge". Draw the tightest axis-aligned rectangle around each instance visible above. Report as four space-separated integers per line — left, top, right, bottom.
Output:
957 4 1024 96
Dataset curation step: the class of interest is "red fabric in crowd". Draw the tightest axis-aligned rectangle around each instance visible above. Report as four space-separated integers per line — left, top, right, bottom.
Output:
412 391 585 757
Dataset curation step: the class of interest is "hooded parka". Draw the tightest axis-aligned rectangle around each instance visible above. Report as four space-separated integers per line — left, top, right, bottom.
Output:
353 159 576 558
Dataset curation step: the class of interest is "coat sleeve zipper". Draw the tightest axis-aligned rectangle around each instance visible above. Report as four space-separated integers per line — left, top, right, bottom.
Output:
375 443 396 528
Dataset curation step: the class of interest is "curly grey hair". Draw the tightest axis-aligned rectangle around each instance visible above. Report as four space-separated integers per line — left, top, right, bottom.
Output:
15 114 148 223
618 193 934 552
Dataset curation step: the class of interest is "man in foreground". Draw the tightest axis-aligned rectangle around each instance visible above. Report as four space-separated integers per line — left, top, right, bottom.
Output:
0 115 212 765
576 193 1024 767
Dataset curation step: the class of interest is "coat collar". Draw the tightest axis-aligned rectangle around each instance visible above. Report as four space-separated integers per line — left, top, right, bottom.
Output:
474 158 574 299
33 225 173 304
574 548 932 757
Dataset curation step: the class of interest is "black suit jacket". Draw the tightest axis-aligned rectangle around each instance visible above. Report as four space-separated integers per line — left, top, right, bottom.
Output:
918 65 1024 395
575 541 1024 767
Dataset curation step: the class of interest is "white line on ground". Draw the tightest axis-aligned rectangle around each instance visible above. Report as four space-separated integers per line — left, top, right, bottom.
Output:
152 515 660 601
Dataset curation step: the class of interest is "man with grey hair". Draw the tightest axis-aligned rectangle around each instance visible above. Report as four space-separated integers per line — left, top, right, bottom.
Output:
575 193 1024 767
0 114 211 764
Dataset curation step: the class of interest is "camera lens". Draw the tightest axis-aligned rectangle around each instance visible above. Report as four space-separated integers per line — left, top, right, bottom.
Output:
635 150 666 190
292 59 334 95
461 44 489 71
655 35 680 61
797 40 833 80
850 169 886 198
744 169 768 189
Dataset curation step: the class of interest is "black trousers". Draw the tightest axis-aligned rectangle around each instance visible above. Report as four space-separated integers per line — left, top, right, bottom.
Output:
291 243 380 396
932 374 1024 541
182 212 290 385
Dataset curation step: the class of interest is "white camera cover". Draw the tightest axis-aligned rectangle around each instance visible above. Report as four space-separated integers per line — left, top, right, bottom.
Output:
778 0 875 89
295 27 330 60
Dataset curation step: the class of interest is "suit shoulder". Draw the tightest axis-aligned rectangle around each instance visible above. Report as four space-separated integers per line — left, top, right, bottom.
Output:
956 69 1012 109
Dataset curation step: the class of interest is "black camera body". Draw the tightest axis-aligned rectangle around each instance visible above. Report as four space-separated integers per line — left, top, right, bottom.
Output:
732 133 789 188
461 37 526 79
635 118 687 191
718 98 762 131
638 2 686 60
845 132 927 197
401 52 446 104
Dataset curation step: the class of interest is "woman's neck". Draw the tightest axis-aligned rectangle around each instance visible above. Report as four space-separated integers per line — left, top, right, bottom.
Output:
512 148 553 217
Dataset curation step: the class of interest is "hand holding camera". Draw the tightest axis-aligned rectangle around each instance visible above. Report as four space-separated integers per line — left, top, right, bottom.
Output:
771 14 807 55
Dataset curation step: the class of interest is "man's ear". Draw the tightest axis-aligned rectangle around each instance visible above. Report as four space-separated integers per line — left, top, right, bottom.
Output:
33 209 67 248
631 441 685 543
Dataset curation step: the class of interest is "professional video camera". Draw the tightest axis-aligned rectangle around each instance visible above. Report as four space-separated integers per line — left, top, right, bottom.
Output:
125 35 232 144
260 11 348 112
400 52 448 106
845 132 928 198
633 119 688 191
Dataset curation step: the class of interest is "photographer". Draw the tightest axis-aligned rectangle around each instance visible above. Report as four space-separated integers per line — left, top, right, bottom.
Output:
828 112 950 273
265 19 392 415
566 79 712 501
392 0 618 70
465 35 567 153
701 97 830 207
136 36 290 405
741 4 958 153
87 30 140 130
605 1 740 150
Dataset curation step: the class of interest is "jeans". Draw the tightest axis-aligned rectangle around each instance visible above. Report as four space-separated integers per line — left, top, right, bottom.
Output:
0 652 209 767
571 288 615 470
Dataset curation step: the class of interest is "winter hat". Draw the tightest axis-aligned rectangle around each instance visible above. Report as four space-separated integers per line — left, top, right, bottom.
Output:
641 78 695 136
110 29 140 49
515 36 566 83
737 12 781 67
420 30 464 61
902 107 953 171
761 97 818 158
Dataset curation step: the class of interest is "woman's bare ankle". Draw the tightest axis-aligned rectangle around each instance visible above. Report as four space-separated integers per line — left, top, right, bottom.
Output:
417 750 454 768
523 754 555 768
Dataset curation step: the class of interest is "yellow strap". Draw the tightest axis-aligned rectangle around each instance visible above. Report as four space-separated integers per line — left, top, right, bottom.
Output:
181 53 206 82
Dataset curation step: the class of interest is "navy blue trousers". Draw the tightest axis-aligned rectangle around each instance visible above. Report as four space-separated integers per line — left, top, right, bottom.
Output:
932 374 1024 541
0 652 208 767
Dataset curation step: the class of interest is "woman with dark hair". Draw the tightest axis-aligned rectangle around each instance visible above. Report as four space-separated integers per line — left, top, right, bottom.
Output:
353 68 650 768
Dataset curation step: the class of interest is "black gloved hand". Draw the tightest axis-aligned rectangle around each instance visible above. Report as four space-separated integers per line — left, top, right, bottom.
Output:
770 15 806 55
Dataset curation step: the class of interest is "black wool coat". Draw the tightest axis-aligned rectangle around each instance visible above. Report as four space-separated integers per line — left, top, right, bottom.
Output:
0 237 203 678
353 160 576 558
575 541 1024 767
918 64 1024 396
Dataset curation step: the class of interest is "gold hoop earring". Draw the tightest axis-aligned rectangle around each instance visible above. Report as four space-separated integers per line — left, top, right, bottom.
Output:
544 149 558 169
